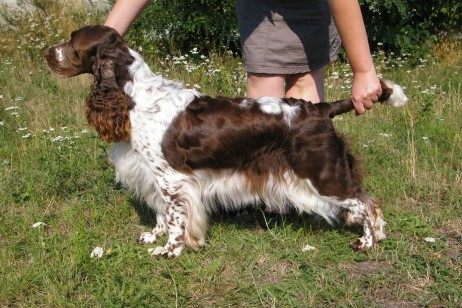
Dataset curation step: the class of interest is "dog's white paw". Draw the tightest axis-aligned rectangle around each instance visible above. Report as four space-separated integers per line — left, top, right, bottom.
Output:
351 235 374 251
148 245 184 258
139 232 158 245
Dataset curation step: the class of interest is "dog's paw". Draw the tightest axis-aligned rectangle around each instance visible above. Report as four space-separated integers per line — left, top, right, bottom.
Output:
351 236 374 252
148 245 183 258
139 232 158 245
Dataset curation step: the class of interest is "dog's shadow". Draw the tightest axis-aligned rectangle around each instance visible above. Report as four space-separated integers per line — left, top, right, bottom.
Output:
129 198 361 237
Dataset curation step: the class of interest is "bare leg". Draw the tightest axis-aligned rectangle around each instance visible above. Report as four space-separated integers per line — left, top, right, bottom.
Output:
285 68 325 102
246 73 286 98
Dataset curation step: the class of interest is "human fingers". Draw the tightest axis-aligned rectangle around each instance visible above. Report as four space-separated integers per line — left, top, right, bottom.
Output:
351 74 381 114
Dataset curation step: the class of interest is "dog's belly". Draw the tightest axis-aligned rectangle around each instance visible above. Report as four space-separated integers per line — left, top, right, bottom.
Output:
110 142 342 222
194 169 342 221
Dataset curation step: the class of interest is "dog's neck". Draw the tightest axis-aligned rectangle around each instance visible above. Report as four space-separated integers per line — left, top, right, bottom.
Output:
122 48 200 112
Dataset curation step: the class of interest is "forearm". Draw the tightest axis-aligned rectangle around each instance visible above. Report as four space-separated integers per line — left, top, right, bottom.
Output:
329 0 382 113
328 0 375 74
104 0 151 36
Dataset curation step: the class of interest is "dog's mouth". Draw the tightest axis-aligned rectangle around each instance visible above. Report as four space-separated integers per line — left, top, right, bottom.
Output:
44 46 79 78
45 63 68 78
44 48 63 77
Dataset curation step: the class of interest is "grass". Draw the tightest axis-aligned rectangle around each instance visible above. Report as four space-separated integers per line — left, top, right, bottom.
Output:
1 2 461 307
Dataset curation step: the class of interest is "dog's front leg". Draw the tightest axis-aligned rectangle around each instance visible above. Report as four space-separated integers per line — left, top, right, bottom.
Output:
148 200 187 258
139 213 167 245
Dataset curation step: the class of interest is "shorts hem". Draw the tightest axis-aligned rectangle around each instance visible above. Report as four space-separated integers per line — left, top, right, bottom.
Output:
245 56 338 75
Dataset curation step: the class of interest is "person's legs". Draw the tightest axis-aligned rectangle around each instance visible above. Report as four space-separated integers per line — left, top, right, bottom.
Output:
246 69 325 102
246 73 286 98
285 68 325 103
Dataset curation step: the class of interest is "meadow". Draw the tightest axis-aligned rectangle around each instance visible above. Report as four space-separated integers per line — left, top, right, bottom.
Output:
0 2 461 307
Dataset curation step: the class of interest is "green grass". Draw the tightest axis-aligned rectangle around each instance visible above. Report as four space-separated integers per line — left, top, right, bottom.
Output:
1 2 461 307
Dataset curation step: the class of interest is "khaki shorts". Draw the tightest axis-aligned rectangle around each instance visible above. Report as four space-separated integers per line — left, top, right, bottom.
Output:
236 0 341 74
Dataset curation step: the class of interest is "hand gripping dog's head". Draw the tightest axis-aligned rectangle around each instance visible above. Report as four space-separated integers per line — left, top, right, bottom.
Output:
44 25 135 142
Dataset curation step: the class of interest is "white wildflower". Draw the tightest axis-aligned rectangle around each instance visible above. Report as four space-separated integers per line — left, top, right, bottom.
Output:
424 237 436 243
379 133 391 138
90 247 104 258
32 222 45 228
22 133 31 139
302 245 316 252
0 121 4 126
51 136 64 142
5 106 18 111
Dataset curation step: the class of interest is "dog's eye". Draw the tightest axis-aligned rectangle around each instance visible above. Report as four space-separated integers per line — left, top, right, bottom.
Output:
68 41 80 59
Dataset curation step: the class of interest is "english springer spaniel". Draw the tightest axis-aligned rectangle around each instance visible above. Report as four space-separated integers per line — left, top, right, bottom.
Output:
44 25 408 257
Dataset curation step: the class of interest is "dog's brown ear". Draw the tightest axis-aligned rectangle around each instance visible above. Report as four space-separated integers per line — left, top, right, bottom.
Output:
86 53 131 143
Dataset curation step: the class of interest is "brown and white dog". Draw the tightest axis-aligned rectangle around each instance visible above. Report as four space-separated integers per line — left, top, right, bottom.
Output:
44 25 408 257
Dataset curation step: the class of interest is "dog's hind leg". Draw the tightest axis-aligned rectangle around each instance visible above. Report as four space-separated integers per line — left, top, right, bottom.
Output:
343 197 387 251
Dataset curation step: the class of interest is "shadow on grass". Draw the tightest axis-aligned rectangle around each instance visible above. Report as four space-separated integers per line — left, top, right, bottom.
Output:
210 206 364 237
129 198 157 227
128 197 361 236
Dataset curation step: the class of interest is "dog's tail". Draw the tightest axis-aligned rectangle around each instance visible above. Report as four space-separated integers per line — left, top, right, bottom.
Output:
323 80 408 118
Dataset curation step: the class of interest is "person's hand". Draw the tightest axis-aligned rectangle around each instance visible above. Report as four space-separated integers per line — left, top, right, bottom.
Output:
351 69 382 115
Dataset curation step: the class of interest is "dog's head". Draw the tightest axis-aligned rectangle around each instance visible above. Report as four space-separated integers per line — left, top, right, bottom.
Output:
44 25 135 143
44 25 129 78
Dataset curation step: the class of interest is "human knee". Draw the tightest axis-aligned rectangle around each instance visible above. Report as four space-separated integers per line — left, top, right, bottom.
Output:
285 70 325 102
246 73 286 98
